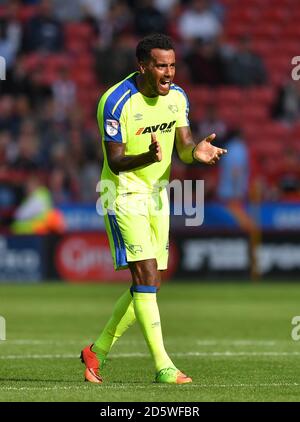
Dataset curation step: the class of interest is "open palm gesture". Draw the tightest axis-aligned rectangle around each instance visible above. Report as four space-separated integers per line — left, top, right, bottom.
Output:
193 133 227 164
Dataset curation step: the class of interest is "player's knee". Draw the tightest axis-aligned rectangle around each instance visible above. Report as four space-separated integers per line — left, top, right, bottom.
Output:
129 259 158 285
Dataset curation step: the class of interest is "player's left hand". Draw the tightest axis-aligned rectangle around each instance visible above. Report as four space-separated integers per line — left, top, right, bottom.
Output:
193 133 227 165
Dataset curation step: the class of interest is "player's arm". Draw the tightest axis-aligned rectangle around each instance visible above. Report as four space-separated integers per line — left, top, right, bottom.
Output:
175 126 227 165
105 133 162 175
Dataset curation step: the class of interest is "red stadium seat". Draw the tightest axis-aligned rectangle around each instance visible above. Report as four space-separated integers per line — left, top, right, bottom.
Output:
219 0 238 6
66 39 90 54
281 25 300 40
0 5 6 18
228 7 258 24
251 140 284 156
189 107 206 123
76 54 94 69
188 87 214 107
65 23 94 43
226 22 251 40
251 23 281 41
289 123 300 143
252 41 272 58
18 5 38 23
216 87 243 105
71 71 97 89
41 70 57 85
43 54 72 72
22 53 44 72
244 87 275 106
260 8 290 24
258 122 291 142
218 105 241 127
239 104 269 124
264 56 291 76
232 0 265 6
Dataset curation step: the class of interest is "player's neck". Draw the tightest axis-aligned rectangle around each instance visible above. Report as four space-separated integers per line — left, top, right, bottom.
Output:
136 73 158 98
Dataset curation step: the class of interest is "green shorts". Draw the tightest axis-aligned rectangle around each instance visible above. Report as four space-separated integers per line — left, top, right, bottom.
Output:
103 189 170 271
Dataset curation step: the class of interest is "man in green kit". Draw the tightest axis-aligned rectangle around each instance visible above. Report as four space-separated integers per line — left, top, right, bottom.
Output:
81 33 227 384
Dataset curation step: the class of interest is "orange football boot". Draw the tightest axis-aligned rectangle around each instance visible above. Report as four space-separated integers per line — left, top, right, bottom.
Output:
80 344 104 384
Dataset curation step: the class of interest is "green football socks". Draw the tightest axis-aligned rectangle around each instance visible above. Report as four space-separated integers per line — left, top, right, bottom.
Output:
93 289 136 359
132 286 175 372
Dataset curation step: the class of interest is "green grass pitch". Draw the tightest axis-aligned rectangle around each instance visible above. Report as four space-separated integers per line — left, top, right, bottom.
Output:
0 281 300 402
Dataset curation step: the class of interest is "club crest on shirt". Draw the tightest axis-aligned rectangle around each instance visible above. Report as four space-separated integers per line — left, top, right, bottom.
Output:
168 104 178 113
105 119 119 136
127 244 143 254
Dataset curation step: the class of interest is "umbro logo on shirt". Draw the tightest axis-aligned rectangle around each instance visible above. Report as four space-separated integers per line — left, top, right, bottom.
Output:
135 120 176 135
134 113 143 120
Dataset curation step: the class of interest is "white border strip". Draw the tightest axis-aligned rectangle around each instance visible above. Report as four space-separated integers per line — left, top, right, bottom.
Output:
0 382 299 391
1 351 300 359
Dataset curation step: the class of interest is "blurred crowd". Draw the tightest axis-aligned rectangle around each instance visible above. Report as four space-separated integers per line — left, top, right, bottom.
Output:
1 0 300 230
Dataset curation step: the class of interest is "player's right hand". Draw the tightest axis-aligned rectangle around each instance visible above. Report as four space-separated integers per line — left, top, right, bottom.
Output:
149 133 162 162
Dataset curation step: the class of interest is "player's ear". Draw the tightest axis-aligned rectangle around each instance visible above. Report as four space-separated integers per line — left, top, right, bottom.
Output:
138 61 146 74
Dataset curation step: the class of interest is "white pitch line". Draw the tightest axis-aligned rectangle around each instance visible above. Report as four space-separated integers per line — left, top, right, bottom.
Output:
2 339 283 346
196 340 277 346
1 351 300 360
3 340 87 345
0 382 299 391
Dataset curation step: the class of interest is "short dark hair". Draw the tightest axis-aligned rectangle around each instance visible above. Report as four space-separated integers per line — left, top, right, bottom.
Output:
136 33 174 62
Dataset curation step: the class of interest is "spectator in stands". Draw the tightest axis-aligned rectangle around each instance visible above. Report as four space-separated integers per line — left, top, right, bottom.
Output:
51 66 76 122
23 0 64 52
0 95 18 135
38 100 69 165
197 103 227 144
0 130 12 170
0 19 19 71
95 33 136 86
12 95 34 137
49 140 80 201
80 156 101 202
217 129 257 233
52 0 82 22
0 1 22 71
49 167 73 204
133 0 167 37
1 55 34 97
81 0 111 22
11 124 41 171
225 35 267 87
80 0 111 33
153 0 179 13
277 147 300 201
26 65 52 108
21 1 41 4
11 173 66 234
272 80 300 125
217 129 249 201
0 127 19 227
184 38 226 85
178 0 222 43
98 0 132 48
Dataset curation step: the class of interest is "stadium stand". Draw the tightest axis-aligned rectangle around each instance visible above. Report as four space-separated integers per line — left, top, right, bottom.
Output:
1 0 300 231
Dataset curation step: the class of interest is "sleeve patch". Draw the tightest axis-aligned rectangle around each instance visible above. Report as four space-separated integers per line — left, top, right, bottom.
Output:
105 119 119 137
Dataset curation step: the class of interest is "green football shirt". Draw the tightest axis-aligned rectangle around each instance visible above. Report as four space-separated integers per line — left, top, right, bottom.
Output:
97 72 189 198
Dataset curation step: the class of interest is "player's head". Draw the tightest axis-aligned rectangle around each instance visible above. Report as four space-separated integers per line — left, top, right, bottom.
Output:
136 33 175 97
